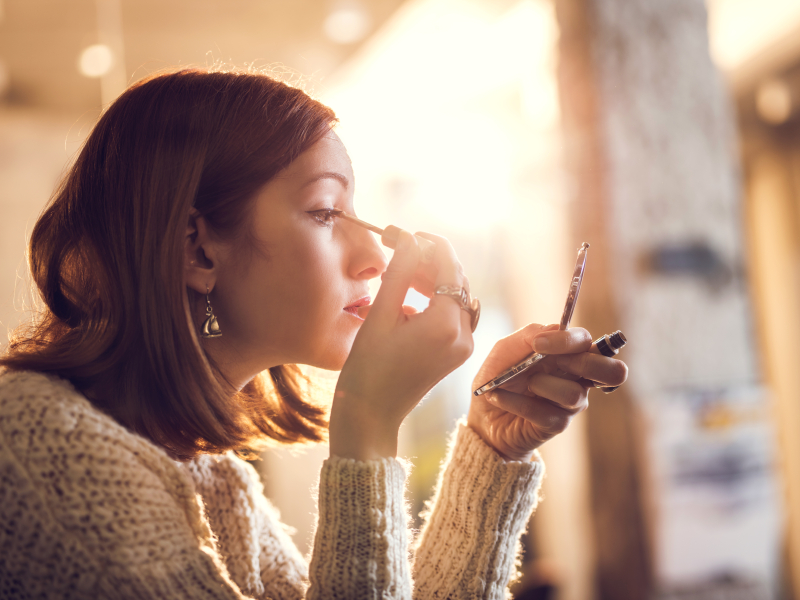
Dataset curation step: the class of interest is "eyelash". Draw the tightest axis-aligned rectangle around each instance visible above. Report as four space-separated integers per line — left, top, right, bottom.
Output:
308 208 342 227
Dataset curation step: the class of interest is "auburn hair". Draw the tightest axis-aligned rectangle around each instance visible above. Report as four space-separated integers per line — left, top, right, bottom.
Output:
1 68 337 459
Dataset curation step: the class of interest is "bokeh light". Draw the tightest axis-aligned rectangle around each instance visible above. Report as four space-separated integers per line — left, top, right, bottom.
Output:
756 78 793 124
323 5 372 44
78 44 114 78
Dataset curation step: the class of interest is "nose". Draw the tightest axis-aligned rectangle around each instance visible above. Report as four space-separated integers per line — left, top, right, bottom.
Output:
348 226 388 280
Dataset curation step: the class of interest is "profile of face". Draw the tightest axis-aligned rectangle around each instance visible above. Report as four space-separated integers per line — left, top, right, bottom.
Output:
186 132 388 387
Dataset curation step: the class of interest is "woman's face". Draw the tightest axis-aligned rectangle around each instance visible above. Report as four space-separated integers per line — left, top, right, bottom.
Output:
209 132 388 384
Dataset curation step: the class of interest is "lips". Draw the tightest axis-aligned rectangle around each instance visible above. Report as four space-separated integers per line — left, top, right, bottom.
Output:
344 296 371 320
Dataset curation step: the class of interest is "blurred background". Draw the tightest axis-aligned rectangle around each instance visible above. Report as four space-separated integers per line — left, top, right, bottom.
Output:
1 0 800 598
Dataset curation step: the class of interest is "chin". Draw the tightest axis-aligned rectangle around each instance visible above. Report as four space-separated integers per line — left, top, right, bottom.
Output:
308 356 348 372
302 322 358 371
308 343 353 372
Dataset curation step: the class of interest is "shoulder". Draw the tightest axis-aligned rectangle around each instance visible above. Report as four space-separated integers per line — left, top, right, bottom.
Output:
0 368 108 436
0 369 100 459
0 369 208 560
0 368 86 420
0 369 170 470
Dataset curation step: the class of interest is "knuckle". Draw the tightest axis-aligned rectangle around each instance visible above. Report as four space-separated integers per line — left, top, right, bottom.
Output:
547 413 572 435
526 374 544 395
576 353 591 375
564 385 585 408
519 324 542 347
459 336 475 361
434 323 460 346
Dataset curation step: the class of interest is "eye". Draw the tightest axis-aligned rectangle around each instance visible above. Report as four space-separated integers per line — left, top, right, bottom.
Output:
308 208 342 227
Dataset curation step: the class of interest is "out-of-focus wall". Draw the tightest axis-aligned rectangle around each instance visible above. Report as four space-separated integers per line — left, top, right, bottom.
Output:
0 0 406 111
709 1 800 595
0 108 90 339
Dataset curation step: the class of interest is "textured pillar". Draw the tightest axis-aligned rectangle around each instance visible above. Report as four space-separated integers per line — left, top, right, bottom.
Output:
554 0 777 598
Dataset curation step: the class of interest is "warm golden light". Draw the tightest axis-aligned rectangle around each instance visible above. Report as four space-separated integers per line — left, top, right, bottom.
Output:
324 5 372 44
78 44 114 78
756 78 793 124
707 0 800 71
323 0 561 235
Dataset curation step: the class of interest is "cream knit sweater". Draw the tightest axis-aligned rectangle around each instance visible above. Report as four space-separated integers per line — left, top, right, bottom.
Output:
0 370 544 599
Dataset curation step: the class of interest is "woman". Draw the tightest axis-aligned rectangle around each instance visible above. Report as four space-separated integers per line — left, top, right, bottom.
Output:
0 68 627 599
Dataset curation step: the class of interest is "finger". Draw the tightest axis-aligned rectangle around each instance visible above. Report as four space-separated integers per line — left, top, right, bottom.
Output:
490 323 560 366
555 354 628 386
369 230 420 322
486 388 577 437
360 304 419 319
409 263 439 297
530 327 592 355
410 271 470 299
526 373 589 413
402 305 420 315
414 232 466 290
413 232 469 329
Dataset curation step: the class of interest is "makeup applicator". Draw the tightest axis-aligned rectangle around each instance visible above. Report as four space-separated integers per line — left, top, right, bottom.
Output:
332 211 437 263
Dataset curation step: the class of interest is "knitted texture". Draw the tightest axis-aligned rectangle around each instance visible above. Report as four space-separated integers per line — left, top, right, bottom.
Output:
412 424 544 600
308 456 411 599
0 371 544 599
179 455 308 600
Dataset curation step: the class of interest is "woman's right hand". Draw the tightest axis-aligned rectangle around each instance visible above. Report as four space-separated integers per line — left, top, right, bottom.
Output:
329 230 474 460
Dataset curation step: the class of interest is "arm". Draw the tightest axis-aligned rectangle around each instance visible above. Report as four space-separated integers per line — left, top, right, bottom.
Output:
412 424 544 600
411 324 626 599
307 456 411 600
308 232 470 597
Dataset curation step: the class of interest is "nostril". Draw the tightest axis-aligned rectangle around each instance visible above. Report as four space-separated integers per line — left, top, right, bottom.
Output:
360 267 378 278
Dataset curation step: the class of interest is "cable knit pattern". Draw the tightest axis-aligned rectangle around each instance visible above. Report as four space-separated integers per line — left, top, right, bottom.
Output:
0 370 544 599
412 424 545 599
178 455 308 600
308 456 410 599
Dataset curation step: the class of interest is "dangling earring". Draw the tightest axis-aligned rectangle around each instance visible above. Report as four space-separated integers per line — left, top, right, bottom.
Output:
200 287 222 338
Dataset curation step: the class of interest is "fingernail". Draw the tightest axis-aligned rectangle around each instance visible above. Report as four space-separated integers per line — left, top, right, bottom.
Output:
533 336 550 353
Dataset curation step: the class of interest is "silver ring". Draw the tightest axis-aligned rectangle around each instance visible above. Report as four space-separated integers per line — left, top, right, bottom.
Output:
433 285 481 332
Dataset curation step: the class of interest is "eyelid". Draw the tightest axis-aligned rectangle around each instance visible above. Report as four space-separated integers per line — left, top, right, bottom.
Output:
307 207 344 226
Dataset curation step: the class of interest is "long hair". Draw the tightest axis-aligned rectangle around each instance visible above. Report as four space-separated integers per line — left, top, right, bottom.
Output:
1 68 336 459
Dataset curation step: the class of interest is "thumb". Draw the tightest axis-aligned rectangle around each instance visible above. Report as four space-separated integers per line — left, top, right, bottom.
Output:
492 323 557 363
370 230 420 322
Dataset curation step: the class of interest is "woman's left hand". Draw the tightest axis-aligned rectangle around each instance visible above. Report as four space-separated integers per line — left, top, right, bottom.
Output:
468 324 628 462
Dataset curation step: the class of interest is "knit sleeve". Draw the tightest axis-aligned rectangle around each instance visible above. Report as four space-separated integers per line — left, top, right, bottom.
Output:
411 422 545 600
306 455 411 600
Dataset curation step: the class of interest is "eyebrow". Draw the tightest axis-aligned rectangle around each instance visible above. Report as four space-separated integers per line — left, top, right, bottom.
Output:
301 171 350 190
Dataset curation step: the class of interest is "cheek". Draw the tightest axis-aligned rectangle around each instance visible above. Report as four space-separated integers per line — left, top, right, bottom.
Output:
265 236 344 322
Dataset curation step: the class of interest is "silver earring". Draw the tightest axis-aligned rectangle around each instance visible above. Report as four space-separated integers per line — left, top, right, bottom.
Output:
200 287 222 338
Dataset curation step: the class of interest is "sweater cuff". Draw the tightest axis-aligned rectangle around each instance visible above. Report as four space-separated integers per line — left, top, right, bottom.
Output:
307 456 411 600
412 422 545 600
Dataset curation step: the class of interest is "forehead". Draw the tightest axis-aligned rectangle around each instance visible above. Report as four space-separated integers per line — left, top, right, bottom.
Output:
280 131 353 184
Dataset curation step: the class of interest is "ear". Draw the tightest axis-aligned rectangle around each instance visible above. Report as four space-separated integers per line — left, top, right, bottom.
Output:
184 209 221 295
